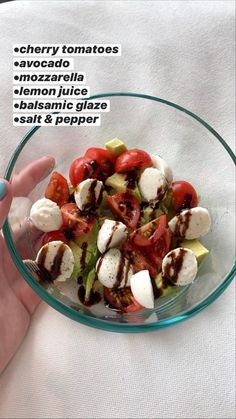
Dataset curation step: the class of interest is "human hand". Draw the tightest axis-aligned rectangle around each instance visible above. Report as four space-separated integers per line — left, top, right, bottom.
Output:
0 156 55 374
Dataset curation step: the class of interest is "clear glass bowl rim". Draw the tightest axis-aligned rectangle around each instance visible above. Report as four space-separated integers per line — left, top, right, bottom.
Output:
3 92 236 333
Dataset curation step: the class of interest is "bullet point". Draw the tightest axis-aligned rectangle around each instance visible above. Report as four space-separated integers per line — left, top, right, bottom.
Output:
14 47 19 52
14 75 19 81
14 103 19 108
14 62 19 66
14 90 19 95
14 117 19 122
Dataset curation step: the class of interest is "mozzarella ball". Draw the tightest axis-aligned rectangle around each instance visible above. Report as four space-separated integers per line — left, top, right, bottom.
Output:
36 240 74 282
151 154 173 183
74 179 103 211
162 247 198 286
168 207 211 239
30 198 62 232
96 248 133 288
130 270 154 309
138 167 168 203
97 219 128 253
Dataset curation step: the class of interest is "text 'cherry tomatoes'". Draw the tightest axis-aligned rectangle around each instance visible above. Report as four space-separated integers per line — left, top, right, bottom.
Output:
61 203 95 236
172 181 198 211
106 191 140 228
45 172 69 207
104 287 143 313
115 149 153 173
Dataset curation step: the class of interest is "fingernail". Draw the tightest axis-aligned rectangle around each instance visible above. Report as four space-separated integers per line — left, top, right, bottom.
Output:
0 181 7 201
41 156 55 181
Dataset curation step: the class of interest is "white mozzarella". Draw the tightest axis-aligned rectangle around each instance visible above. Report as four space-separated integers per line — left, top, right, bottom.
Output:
130 270 154 309
138 167 168 203
162 247 198 286
97 219 128 253
36 240 74 282
74 179 103 211
30 198 63 232
96 248 133 288
168 207 211 239
151 154 173 183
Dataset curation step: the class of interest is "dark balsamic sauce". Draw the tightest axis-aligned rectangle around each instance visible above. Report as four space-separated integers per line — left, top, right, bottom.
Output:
78 285 101 307
162 248 186 284
156 184 168 202
81 179 104 212
124 171 138 189
175 209 193 237
37 243 67 283
80 242 88 270
105 221 119 250
177 193 194 211
96 253 105 275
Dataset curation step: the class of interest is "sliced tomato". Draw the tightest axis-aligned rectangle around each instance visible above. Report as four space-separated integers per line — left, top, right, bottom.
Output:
45 171 70 207
172 181 198 211
104 287 143 313
115 149 153 173
131 215 167 246
42 230 68 246
122 240 159 278
61 203 95 236
69 156 99 187
106 191 140 228
85 147 115 180
148 228 172 264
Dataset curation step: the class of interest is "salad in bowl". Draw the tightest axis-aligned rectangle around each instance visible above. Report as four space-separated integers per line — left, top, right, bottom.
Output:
27 138 211 313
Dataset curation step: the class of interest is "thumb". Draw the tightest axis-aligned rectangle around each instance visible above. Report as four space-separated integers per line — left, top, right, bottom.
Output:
0 180 13 229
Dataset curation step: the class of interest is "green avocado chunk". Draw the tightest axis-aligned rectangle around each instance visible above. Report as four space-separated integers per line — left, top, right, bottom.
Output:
154 272 175 297
105 138 127 156
69 221 100 280
105 173 127 192
180 239 209 264
84 268 96 303
69 241 85 280
140 206 154 226
105 173 142 201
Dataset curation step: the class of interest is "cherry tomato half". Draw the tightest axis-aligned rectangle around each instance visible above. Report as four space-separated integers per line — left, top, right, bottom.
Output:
148 228 172 264
172 181 198 211
131 215 167 247
42 230 68 246
45 172 70 207
122 240 159 278
61 203 95 236
106 191 140 228
104 287 143 313
69 156 99 187
85 147 115 180
115 149 153 173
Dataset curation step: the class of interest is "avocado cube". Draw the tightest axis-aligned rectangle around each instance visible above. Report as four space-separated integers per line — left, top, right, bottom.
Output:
105 138 127 156
140 206 153 225
180 239 209 264
105 173 127 192
132 186 142 202
68 241 83 279
155 272 174 297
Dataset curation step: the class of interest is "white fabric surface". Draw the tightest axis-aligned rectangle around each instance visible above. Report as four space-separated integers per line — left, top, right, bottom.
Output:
0 1 235 418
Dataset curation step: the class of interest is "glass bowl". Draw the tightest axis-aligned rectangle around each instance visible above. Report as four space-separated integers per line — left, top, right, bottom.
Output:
3 93 236 332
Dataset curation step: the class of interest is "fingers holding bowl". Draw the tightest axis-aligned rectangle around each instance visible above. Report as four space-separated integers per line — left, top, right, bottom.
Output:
11 156 55 197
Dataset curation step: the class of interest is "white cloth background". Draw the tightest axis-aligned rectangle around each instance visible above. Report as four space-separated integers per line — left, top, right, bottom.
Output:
0 1 235 418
